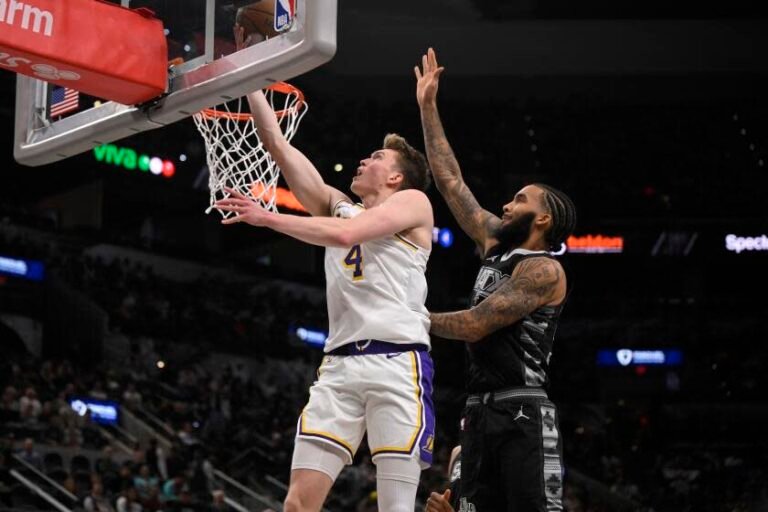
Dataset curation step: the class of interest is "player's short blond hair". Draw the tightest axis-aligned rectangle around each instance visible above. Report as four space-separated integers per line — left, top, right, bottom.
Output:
383 133 431 192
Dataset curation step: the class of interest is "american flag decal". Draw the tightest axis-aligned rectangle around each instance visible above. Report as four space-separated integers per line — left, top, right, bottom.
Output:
50 86 79 118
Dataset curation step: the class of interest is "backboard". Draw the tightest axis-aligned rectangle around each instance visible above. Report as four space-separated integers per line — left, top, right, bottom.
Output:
13 0 336 166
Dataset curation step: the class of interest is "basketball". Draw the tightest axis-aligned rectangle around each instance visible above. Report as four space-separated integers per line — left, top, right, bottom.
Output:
236 1 278 41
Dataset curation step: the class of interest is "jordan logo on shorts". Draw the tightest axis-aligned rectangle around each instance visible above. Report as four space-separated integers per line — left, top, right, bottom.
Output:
514 404 530 421
458 498 477 512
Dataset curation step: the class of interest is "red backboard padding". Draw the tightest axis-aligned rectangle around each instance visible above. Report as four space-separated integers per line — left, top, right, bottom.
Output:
0 0 168 105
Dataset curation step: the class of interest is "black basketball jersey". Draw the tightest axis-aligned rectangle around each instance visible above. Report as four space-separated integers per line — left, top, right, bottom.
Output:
466 247 565 393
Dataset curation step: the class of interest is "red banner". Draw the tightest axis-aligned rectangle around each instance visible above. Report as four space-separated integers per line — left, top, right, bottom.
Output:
0 0 167 105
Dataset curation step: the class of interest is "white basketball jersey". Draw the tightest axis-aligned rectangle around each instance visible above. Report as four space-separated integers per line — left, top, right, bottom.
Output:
324 200 431 352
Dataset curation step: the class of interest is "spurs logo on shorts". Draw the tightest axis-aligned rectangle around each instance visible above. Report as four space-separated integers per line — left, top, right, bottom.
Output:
450 459 461 483
458 498 477 512
540 405 559 451
540 404 563 511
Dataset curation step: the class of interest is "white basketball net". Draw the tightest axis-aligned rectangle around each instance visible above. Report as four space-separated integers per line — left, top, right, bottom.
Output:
193 83 307 217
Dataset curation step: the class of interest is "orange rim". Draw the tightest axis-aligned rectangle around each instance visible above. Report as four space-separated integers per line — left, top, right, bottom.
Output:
199 82 305 122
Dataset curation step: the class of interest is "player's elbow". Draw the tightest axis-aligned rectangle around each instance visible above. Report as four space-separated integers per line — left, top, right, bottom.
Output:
333 230 356 248
436 175 462 190
261 133 287 154
465 330 485 343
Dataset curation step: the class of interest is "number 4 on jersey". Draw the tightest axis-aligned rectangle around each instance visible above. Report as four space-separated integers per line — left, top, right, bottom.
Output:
343 245 364 281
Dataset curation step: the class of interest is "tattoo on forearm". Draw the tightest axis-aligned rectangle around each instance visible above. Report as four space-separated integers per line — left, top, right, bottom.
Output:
420 107 500 244
420 107 462 182
430 310 478 342
431 258 563 342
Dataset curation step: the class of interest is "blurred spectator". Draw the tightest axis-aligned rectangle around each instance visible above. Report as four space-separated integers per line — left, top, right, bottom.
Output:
116 487 143 512
81 409 105 449
16 438 43 470
142 486 162 512
63 475 78 498
177 422 199 448
164 445 185 481
145 438 167 480
84 480 116 512
161 475 185 504
90 382 108 401
210 490 231 512
0 386 19 419
19 387 42 423
96 446 121 495
123 383 143 410
133 465 159 502
131 441 146 467
175 489 197 512
113 463 135 496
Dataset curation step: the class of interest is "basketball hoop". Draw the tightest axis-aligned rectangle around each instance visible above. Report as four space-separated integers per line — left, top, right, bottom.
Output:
193 82 307 217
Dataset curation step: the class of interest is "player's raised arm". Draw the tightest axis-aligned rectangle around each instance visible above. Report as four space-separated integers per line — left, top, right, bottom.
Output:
236 27 348 217
416 48 501 255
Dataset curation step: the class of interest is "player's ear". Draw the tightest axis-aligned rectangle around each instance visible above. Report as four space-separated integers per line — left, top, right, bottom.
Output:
535 212 552 228
389 172 404 188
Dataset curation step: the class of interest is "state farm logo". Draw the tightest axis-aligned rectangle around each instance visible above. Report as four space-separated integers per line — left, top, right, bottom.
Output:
29 62 79 80
0 53 80 80
0 0 54 37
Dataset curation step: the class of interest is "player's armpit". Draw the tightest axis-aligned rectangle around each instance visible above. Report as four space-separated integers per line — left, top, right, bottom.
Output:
430 257 564 342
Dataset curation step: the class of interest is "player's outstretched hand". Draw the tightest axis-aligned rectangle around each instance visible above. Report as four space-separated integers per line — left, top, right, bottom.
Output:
426 489 454 512
233 24 254 52
415 47 445 109
215 187 273 226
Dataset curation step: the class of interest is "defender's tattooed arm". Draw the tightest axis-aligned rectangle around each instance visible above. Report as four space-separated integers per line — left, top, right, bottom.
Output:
416 48 501 255
430 257 565 342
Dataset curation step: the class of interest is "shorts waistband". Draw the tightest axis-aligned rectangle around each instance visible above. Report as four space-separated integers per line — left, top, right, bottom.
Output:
327 340 428 356
466 387 548 406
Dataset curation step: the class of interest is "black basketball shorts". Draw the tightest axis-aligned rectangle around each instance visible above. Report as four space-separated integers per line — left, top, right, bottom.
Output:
457 389 564 512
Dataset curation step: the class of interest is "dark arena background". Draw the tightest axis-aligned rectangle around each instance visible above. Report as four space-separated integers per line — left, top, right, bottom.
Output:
2 1 768 511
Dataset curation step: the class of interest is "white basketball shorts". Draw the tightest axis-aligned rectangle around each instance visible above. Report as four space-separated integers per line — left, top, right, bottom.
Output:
295 346 435 468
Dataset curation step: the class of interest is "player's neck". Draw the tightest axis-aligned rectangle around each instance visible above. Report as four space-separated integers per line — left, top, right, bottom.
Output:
518 234 548 252
359 188 394 209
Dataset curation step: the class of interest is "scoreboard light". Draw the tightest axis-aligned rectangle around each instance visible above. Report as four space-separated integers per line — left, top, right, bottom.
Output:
597 349 683 367
93 144 176 178
69 397 120 425
0 255 44 281
553 235 624 255
566 234 624 254
293 326 328 349
432 227 454 248
725 234 768 254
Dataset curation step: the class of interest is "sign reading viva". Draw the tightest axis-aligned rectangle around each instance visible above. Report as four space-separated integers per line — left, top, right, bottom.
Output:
93 143 175 178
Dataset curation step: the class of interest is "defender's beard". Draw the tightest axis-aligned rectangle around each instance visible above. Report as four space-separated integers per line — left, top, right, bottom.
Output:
492 211 536 249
